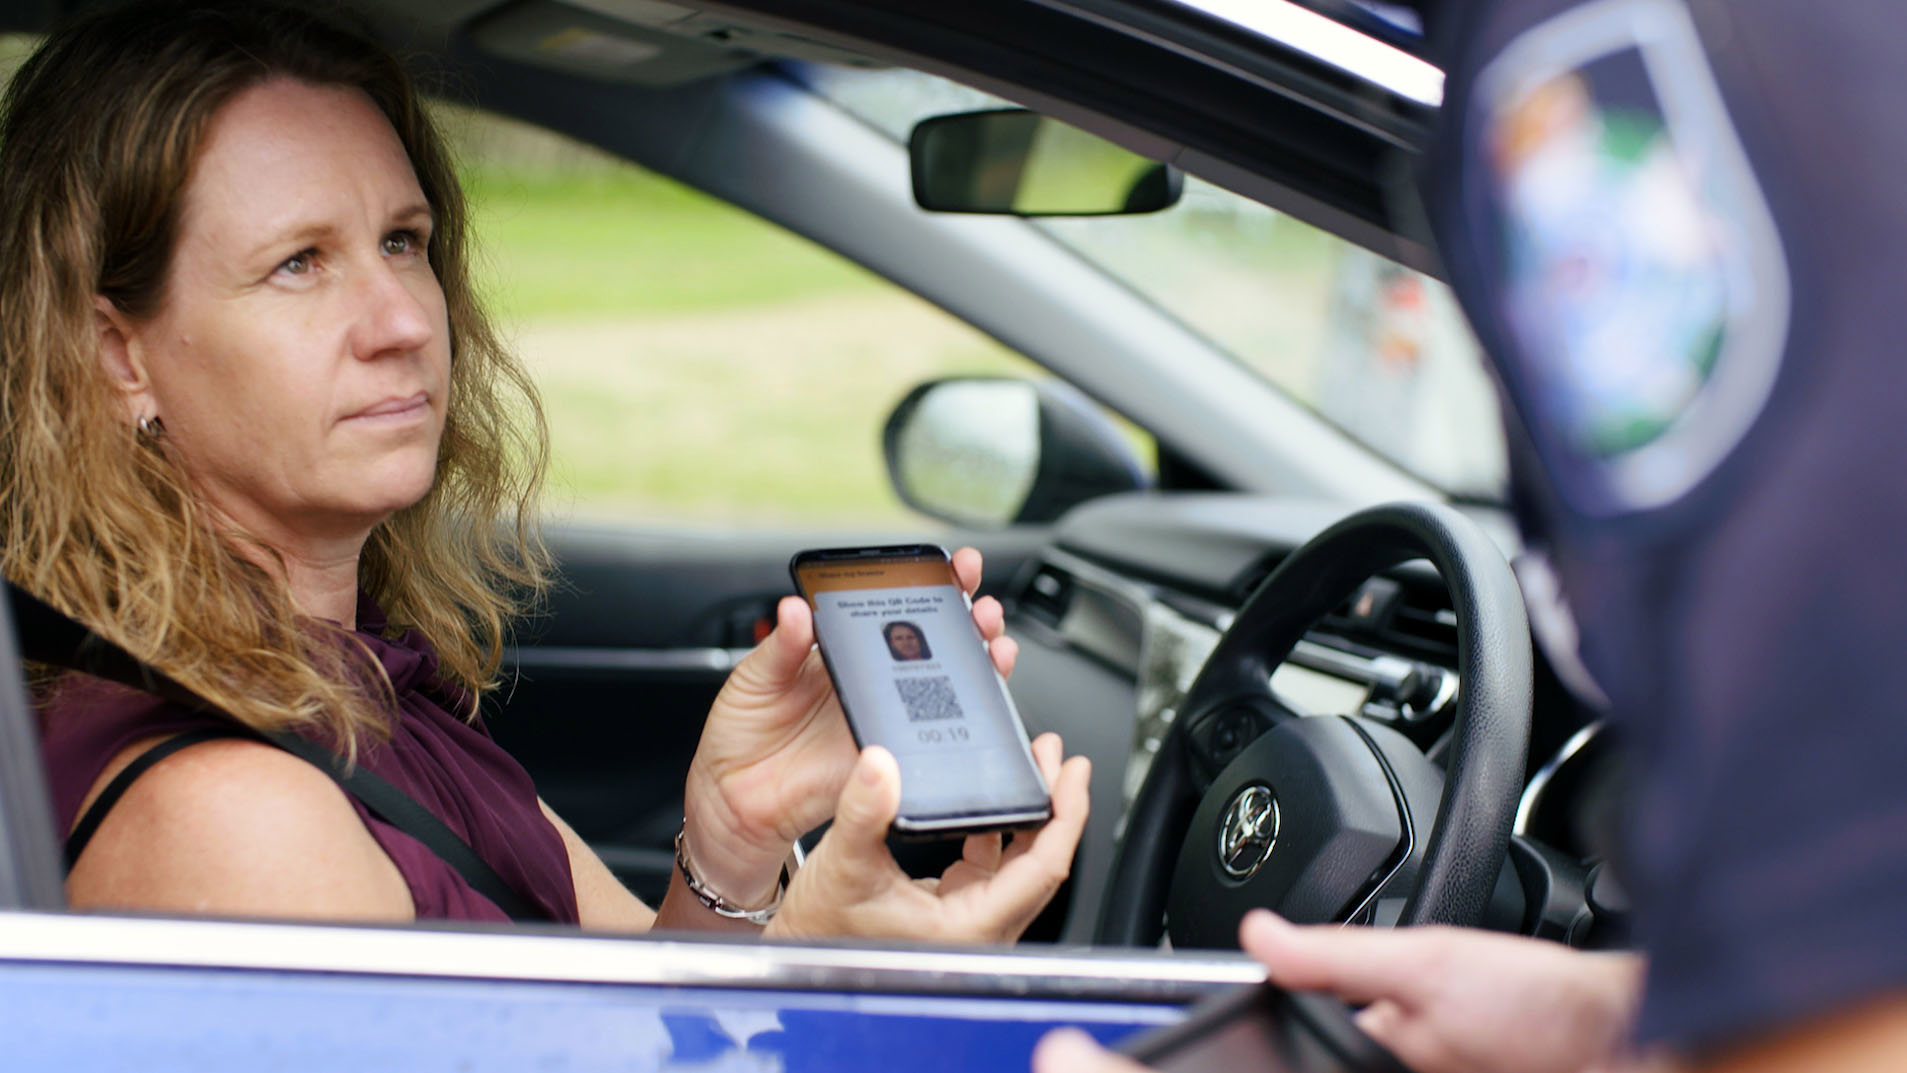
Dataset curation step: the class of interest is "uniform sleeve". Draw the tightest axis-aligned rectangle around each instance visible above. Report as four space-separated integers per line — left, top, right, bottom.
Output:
1417 0 1907 1055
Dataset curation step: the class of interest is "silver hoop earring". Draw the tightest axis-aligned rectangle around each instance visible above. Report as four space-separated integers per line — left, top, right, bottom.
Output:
136 414 165 441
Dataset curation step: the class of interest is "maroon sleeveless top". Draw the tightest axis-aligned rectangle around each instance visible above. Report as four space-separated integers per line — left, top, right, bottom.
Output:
37 595 580 924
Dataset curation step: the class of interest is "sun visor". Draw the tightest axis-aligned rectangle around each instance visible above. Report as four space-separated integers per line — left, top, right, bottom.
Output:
468 1 883 86
469 1 754 85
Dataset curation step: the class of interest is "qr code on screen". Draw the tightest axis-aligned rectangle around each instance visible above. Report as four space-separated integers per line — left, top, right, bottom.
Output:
895 676 965 722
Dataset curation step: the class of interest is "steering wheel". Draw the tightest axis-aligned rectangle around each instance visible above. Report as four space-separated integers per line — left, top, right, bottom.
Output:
1095 501 1532 947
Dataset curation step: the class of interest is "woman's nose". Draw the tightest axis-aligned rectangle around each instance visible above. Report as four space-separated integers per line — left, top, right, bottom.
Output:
351 260 438 360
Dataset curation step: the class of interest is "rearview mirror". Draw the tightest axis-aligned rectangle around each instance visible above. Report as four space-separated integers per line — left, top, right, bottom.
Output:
909 109 1181 216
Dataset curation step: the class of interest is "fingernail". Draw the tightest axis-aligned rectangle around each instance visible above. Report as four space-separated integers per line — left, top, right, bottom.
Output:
859 755 882 785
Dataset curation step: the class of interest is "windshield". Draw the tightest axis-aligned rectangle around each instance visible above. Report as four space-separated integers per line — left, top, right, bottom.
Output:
804 65 1508 500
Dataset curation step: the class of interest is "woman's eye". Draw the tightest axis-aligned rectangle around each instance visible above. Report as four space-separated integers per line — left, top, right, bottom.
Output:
382 230 424 257
277 250 314 276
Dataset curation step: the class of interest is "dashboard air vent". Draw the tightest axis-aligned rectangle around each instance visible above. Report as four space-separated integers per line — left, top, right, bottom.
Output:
1019 565 1074 628
1385 584 1459 666
1228 553 1286 605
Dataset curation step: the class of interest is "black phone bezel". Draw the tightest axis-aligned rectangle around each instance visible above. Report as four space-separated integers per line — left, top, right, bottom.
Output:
789 544 1053 838
1118 982 1411 1073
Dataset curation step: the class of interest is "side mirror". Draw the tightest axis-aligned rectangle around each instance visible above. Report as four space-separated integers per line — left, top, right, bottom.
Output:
883 378 1151 528
909 109 1182 216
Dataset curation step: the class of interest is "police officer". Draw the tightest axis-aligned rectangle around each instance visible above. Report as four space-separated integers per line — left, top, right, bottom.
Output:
1041 0 1907 1069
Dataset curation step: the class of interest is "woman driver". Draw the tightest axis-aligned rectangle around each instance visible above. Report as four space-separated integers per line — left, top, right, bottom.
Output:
0 0 1088 938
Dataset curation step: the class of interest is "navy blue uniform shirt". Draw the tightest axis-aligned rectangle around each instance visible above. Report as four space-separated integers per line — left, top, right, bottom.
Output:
1417 0 1907 1055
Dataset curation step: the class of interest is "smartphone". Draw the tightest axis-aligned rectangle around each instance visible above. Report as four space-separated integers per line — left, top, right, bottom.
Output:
789 544 1053 836
1119 983 1409 1073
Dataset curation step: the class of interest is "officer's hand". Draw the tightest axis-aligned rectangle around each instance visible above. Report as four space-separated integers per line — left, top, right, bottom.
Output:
1243 910 1647 1073
1031 910 1649 1073
1031 1028 1147 1073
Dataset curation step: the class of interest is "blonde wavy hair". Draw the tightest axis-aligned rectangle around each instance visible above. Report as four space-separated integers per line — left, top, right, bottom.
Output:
0 1 550 757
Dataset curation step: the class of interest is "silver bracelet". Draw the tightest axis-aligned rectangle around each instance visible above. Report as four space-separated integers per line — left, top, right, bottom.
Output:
673 827 795 926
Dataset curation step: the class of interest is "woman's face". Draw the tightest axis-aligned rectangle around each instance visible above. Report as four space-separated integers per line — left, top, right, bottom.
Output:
107 78 450 552
889 625 923 660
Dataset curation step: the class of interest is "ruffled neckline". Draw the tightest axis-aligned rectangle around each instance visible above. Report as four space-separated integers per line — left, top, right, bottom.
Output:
353 592 445 699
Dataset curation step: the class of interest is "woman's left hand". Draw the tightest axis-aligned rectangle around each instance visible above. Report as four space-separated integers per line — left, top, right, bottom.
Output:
679 547 1017 904
765 733 1091 943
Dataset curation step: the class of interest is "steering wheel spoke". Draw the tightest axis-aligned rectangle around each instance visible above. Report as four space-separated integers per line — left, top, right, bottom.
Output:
1177 695 1296 786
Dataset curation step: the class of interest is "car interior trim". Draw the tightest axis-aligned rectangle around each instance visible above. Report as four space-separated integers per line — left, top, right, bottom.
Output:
1165 144 1440 275
506 646 748 674
0 911 1264 998
700 0 1449 289
1159 0 1444 105
1037 545 1453 723
1336 717 1418 925
1030 549 1181 818
1514 721 1604 836
1031 548 1431 826
0 597 61 911
1398 665 1460 724
1014 0 1427 144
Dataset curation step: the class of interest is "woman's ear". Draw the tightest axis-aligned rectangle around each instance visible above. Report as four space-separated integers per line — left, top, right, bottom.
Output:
94 294 153 423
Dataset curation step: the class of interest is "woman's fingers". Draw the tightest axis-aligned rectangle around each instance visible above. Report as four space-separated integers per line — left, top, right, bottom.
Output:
977 752 1090 938
952 546 983 595
995 735 1065 875
973 594 1018 677
963 830 1005 874
950 550 1015 677
972 593 1005 637
990 632 1019 670
771 746 908 940
773 739 1092 945
988 634 1019 679
1030 732 1063 786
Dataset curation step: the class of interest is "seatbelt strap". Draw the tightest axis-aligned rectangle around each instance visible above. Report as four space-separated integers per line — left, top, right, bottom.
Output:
64 727 243 869
11 582 544 922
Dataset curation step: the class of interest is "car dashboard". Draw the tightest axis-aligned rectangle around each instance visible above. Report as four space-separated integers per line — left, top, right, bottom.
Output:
997 492 1612 945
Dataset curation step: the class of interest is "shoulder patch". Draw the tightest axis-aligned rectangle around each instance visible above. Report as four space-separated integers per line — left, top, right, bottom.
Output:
1474 0 1789 515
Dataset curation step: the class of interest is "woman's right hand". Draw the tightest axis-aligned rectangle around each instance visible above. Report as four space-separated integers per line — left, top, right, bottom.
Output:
679 547 1015 911
765 733 1090 943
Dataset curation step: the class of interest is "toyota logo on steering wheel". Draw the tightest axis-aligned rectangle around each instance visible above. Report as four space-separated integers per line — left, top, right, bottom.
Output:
1217 783 1280 879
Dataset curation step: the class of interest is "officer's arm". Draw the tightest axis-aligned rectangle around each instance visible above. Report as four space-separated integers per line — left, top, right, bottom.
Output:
1694 998 1907 1073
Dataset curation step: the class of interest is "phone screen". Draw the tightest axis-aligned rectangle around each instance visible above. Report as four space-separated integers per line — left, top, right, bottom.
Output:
791 547 1051 832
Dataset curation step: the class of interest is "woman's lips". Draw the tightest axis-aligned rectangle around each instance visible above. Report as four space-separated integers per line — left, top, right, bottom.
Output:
345 392 431 424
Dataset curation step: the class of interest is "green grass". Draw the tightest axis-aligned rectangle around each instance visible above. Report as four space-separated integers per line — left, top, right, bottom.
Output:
540 340 1033 525
448 129 1106 528
463 167 877 323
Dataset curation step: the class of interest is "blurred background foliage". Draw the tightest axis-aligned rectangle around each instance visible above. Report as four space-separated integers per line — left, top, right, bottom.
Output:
434 103 1046 529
